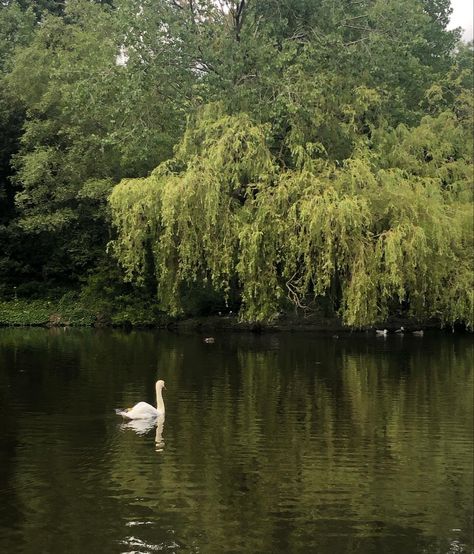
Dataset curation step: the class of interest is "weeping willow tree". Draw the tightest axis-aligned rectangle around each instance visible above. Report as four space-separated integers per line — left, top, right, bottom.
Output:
109 105 275 316
109 104 473 328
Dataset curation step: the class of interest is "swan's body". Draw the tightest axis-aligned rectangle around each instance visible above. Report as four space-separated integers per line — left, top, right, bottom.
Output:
395 326 405 334
117 401 159 419
376 329 388 336
116 380 165 420
413 330 424 337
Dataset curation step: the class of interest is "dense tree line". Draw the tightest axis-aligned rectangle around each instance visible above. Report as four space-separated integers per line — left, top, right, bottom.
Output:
0 0 472 326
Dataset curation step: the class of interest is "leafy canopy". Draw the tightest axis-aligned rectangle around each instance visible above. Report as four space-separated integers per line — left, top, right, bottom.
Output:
110 104 473 327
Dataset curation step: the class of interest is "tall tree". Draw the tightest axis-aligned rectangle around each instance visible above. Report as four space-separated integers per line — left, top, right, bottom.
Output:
0 2 36 292
109 100 473 327
5 0 192 286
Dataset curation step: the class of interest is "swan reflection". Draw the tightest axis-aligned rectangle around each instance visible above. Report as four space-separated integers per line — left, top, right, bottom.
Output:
154 415 165 451
120 418 156 435
119 415 165 451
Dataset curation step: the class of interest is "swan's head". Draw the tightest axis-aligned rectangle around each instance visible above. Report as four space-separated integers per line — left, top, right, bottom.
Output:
156 379 166 390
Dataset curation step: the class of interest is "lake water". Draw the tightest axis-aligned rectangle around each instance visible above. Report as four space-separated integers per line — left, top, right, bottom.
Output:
0 327 472 554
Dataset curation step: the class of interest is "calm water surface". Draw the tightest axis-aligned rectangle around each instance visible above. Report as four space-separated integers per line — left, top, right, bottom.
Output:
0 328 472 554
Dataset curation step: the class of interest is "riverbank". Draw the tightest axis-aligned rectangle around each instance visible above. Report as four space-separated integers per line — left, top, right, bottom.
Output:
0 297 167 328
0 297 461 333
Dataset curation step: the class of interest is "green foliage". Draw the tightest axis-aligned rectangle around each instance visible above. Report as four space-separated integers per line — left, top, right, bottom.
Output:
1 0 473 328
0 297 95 326
110 105 474 328
187 0 461 162
110 107 274 315
0 278 168 327
4 0 190 287
0 2 36 71
78 257 167 326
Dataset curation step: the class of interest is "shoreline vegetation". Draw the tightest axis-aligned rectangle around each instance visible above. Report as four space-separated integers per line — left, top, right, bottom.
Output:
0 297 467 333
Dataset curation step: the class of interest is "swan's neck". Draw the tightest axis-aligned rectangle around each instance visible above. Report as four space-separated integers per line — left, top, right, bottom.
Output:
155 385 165 414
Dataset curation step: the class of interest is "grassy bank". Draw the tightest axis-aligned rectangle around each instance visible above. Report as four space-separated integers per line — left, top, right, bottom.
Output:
0 296 170 328
0 298 95 327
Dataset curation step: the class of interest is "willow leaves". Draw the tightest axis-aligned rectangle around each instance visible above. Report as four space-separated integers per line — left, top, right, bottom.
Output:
110 107 473 328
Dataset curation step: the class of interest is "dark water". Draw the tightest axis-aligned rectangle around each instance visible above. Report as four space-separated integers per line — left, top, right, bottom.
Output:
0 328 472 554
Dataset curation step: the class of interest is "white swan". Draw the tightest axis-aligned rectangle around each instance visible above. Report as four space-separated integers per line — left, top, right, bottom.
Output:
376 329 388 336
116 380 166 420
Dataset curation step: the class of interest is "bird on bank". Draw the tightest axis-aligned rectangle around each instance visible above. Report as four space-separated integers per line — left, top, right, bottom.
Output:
116 380 166 420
